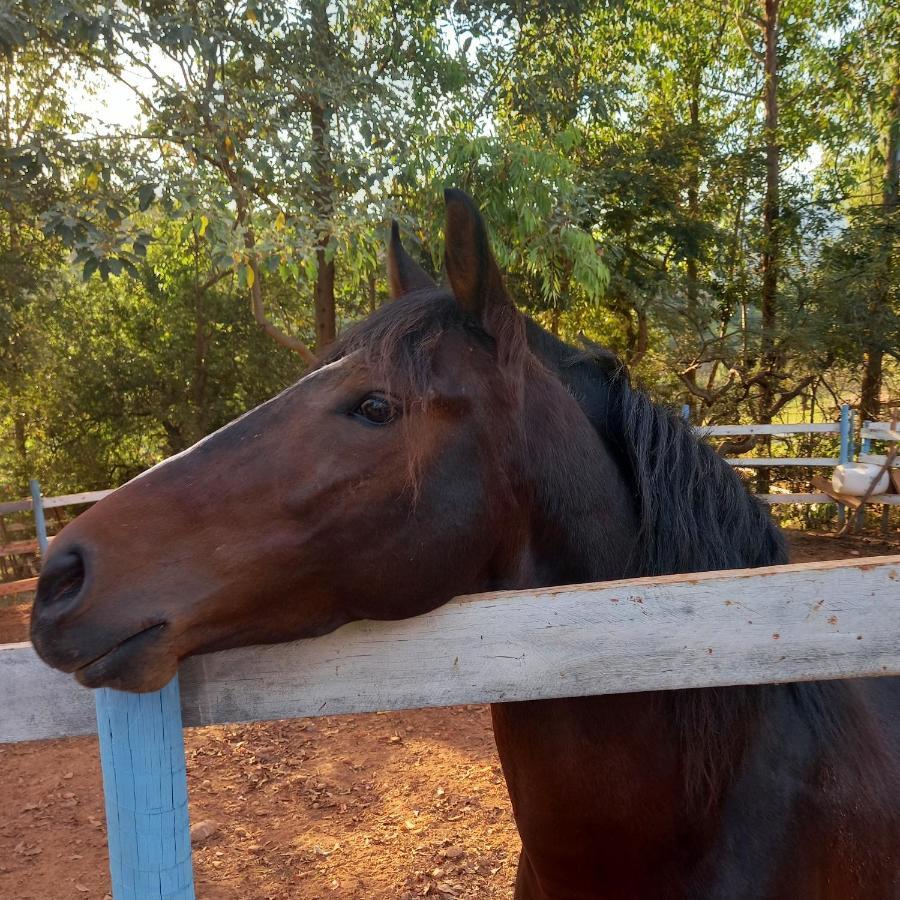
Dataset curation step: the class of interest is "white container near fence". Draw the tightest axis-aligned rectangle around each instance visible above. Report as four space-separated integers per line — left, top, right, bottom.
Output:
832 463 889 496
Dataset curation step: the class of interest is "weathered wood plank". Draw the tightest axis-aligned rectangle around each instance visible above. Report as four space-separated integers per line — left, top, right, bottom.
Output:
860 425 900 442
2 556 899 744
701 424 841 436
0 577 39 598
859 453 890 465
41 489 114 509
0 499 33 515
760 492 900 505
0 539 41 556
758 493 834 504
0 489 113 516
725 457 839 467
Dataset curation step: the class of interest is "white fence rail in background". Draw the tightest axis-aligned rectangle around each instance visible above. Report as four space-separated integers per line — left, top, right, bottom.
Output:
0 488 112 516
860 421 900 467
693 405 852 506
701 423 846 435
723 457 839 467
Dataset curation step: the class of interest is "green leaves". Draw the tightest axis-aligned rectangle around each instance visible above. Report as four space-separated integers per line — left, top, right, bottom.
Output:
137 184 158 213
4 0 897 459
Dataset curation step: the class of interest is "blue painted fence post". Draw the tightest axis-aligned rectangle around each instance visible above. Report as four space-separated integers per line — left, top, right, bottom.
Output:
838 404 851 465
95 677 195 899
681 403 691 423
29 478 49 557
837 404 851 527
861 420 872 456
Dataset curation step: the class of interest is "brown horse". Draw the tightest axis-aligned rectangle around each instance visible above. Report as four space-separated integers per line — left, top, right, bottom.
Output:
32 190 899 899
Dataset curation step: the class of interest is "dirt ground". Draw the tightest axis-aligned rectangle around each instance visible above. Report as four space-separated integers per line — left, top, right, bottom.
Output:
1 529 897 900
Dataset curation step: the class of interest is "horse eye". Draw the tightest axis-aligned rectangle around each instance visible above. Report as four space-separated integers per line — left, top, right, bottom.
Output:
353 395 398 425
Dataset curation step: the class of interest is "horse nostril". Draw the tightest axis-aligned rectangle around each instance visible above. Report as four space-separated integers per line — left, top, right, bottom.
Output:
37 548 87 610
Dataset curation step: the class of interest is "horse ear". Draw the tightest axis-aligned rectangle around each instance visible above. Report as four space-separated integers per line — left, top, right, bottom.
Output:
443 188 508 320
387 220 436 299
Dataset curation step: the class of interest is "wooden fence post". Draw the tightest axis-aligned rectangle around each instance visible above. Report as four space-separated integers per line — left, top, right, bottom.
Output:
861 421 872 456
838 404 851 527
839 404 852 465
29 479 48 557
94 677 195 899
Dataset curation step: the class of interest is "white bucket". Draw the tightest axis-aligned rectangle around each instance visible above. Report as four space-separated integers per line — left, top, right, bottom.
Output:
831 463 889 497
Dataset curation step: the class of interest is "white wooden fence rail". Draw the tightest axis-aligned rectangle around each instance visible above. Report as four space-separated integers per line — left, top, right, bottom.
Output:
3 555 899 745
0 489 113 516
724 456 839 467
702 423 842 436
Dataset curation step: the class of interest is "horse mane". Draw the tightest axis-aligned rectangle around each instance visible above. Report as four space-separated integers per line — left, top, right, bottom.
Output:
523 321 788 576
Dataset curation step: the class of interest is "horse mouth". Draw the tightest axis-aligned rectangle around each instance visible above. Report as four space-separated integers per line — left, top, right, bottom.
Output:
74 622 170 689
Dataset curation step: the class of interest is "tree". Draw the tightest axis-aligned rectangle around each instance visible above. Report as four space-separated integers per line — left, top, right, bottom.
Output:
25 0 474 359
0 31 89 489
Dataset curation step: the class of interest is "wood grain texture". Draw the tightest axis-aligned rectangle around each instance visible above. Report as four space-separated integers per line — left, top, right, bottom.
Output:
42 489 114 509
701 423 841 436
0 577 39 597
0 538 41 555
0 498 34 515
95 679 195 899
725 457 839 467
758 493 834 504
760 492 900 505
2 556 899 744
0 489 113 515
861 425 900 442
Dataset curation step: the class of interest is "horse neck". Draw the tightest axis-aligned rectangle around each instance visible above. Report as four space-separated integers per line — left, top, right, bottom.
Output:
509 365 642 589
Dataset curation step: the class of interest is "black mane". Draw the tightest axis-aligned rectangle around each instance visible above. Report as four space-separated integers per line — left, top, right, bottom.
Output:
524 322 898 835
524 320 788 575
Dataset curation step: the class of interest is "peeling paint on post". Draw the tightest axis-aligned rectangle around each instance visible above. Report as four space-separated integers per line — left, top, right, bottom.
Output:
838 404 851 527
29 479 48 557
94 677 195 899
839 404 851 465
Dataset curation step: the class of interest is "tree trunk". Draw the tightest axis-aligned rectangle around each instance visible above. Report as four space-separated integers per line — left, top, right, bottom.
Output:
859 67 900 423
368 271 377 314
683 74 702 403
686 77 701 322
191 235 209 443
13 413 27 485
756 0 781 494
310 1 336 350
859 346 884 424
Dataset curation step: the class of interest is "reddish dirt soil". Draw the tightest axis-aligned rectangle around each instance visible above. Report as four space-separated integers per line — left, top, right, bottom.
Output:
1 529 897 900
